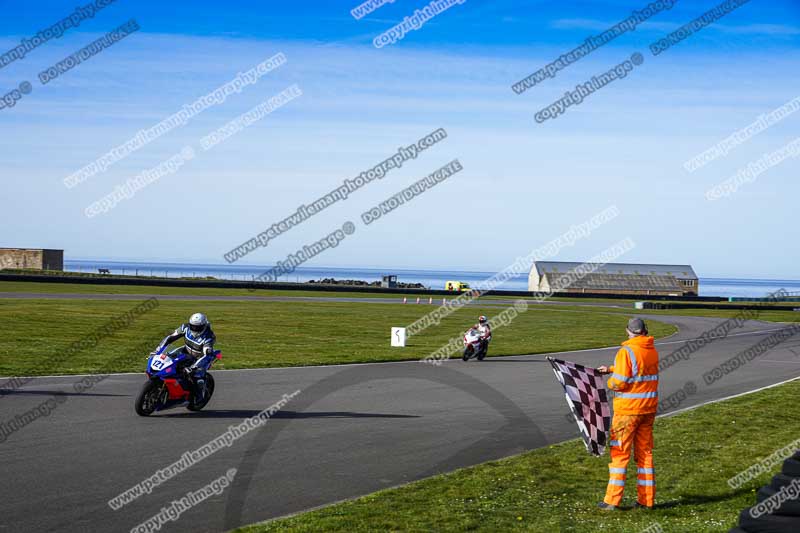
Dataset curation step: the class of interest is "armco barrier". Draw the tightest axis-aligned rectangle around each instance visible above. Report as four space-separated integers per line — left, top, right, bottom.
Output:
0 272 731 302
640 301 797 312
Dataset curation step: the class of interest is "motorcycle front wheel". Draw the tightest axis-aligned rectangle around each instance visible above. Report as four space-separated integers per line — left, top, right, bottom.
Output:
462 346 473 361
135 379 164 416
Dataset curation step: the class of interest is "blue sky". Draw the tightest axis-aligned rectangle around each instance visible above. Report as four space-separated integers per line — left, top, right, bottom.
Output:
1 0 798 278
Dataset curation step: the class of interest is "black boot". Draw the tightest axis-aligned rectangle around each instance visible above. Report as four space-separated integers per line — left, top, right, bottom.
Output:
193 375 207 402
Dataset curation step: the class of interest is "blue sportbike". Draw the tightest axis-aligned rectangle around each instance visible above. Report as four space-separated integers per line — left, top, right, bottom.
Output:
135 347 221 416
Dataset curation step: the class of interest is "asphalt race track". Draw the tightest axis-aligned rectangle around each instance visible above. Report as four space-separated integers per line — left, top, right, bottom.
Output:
2 311 800 532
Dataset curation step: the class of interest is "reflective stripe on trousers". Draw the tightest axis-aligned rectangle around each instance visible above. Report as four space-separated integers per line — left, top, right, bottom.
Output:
604 413 656 507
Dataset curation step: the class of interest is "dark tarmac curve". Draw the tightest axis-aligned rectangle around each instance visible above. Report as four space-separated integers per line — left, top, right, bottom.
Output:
1 298 800 532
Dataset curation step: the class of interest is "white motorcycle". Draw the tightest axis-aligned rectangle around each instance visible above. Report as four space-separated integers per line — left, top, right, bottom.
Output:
462 328 488 361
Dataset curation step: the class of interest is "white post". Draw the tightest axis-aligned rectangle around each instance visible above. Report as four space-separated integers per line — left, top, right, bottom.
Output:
391 327 406 347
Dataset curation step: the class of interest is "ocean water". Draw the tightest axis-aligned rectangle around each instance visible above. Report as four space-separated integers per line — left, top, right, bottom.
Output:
63 260 800 298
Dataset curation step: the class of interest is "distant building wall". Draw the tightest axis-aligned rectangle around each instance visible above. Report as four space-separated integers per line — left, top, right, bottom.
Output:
529 261 699 296
527 269 542 291
0 248 64 271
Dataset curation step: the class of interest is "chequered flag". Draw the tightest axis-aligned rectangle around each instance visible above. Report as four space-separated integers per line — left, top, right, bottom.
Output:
547 357 611 456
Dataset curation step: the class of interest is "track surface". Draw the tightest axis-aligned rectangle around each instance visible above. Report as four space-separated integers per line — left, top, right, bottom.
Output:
2 314 800 532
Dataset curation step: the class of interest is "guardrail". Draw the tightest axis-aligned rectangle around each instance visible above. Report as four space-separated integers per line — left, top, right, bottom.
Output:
639 301 798 312
729 296 800 302
0 271 734 302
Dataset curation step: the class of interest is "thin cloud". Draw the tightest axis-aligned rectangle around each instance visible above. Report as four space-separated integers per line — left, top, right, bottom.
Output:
550 18 800 36
715 23 800 35
549 18 680 33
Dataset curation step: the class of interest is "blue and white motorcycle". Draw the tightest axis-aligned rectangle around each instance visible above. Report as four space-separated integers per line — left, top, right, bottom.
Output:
135 347 221 416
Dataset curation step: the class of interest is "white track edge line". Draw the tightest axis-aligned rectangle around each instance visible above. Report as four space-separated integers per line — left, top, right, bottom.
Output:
659 375 800 418
0 328 791 382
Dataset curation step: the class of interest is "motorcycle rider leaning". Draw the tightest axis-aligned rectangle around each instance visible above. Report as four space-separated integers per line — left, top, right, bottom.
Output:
153 312 216 401
475 315 492 354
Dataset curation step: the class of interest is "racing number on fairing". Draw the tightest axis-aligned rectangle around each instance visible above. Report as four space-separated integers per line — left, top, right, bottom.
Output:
151 359 164 370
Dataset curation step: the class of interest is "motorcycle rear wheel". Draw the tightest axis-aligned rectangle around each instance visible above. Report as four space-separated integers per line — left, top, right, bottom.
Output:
188 373 215 411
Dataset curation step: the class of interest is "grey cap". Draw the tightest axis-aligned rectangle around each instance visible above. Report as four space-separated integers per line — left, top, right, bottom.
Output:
627 317 647 334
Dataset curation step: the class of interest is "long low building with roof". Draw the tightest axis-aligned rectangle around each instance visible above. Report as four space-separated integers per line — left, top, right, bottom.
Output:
528 261 699 296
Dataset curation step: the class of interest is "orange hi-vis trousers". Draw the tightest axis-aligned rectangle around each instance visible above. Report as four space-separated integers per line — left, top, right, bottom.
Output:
604 413 656 507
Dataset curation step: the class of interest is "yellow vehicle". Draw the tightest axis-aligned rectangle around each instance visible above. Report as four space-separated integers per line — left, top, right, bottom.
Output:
445 281 471 292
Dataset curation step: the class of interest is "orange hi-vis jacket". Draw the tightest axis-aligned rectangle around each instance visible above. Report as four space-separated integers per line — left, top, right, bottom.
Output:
607 335 659 415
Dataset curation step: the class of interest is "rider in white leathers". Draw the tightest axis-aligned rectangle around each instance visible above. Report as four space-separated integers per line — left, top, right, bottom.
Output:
474 315 492 354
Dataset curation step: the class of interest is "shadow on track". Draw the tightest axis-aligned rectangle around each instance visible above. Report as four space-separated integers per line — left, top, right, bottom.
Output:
223 363 548 530
0 389 128 397
477 358 550 364
159 409 420 419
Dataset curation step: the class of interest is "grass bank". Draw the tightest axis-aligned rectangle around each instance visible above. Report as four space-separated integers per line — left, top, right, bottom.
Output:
0 297 675 376
238 379 800 532
0 280 397 299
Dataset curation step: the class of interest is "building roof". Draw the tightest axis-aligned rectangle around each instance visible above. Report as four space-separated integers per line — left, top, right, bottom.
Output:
542 272 686 292
533 261 697 279
0 247 64 252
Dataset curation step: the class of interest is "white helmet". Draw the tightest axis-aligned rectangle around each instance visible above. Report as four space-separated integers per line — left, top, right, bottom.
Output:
188 312 209 335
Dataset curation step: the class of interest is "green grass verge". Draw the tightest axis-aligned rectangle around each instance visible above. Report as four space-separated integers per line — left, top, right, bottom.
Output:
0 280 664 303
0 297 676 376
3 280 799 316
0 280 402 299
238 379 800 533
